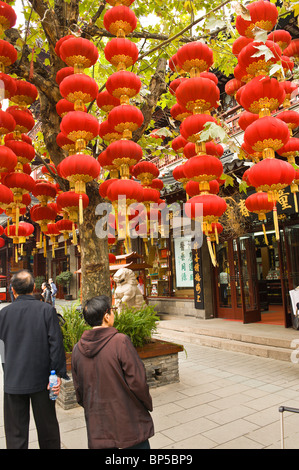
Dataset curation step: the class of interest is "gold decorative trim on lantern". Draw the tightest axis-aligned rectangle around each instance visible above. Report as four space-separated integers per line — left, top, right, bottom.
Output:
65 56 92 72
249 98 279 115
252 139 285 153
109 20 132 37
180 59 209 76
244 21 276 39
109 54 134 70
185 99 211 114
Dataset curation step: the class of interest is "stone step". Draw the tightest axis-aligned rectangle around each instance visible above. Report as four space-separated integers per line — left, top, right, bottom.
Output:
155 322 295 362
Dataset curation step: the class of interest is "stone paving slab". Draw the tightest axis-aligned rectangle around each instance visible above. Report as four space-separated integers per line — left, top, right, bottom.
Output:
1 301 299 449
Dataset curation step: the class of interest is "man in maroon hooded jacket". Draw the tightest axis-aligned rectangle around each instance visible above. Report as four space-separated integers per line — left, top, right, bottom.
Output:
71 295 154 449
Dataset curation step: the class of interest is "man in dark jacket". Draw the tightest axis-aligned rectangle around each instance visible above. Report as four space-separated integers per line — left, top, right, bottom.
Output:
71 295 154 449
0 270 67 449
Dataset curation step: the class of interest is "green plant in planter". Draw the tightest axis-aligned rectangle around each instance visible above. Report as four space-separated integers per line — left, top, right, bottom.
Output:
60 301 90 353
56 271 73 295
34 275 45 291
113 304 159 348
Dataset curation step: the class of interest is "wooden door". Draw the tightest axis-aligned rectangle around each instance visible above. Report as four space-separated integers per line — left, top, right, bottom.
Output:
238 235 261 323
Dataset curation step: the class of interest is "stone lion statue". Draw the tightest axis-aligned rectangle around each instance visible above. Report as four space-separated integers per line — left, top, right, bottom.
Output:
113 268 144 314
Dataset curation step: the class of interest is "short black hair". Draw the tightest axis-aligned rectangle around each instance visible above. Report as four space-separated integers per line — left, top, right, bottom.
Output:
83 295 111 327
11 270 35 295
33 293 44 301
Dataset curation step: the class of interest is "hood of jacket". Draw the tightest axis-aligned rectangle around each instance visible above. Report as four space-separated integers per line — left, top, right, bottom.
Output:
77 327 118 358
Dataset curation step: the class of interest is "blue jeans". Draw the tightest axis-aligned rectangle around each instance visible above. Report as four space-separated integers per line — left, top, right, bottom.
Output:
51 295 56 308
125 439 150 449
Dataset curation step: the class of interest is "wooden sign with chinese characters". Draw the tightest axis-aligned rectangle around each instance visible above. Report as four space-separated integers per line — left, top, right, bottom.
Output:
192 242 204 309
238 186 299 220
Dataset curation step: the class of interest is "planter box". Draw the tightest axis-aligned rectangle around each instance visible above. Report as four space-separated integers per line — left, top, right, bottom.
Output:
58 339 184 410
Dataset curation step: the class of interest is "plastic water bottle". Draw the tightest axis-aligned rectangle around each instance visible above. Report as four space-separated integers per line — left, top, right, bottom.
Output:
49 370 58 400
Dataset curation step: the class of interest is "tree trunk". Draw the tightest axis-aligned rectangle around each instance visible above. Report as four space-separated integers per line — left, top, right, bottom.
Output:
79 182 111 304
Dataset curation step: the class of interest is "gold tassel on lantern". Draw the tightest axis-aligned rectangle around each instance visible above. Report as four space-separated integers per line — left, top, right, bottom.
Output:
52 244 55 258
79 194 83 225
15 205 19 236
43 235 47 257
273 205 280 241
207 235 216 267
262 223 268 245
64 239 67 256
15 245 18 264
72 223 77 245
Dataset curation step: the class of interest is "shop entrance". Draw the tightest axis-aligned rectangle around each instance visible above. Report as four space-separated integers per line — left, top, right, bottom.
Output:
215 224 299 326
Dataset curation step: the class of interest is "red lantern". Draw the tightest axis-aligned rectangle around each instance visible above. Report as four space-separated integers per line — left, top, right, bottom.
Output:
234 65 251 84
0 237 4 248
104 38 138 70
57 190 89 243
132 161 159 186
6 106 35 133
56 99 76 117
106 71 141 105
55 35 74 58
59 74 98 111
99 178 118 199
0 72 17 99
150 178 163 191
0 38 17 71
59 153 100 193
176 77 220 114
185 193 227 265
244 116 290 158
99 120 122 142
200 72 218 84
232 37 253 57
32 181 57 206
183 154 223 191
0 109 15 135
276 110 299 136
172 164 188 189
238 40 282 78
240 75 285 116
245 191 274 221
0 1 17 34
277 137 299 164
60 111 100 150
108 104 144 139
235 0 278 38
56 132 76 154
0 182 13 210
59 37 99 72
176 42 213 76
105 140 143 178
0 145 17 172
45 222 60 258
55 66 74 85
109 253 116 264
31 204 57 232
180 114 217 143
10 79 38 107
5 139 35 166
171 135 187 154
249 159 296 239
283 39 299 63
103 6 137 37
170 103 192 122
169 77 188 96
238 111 259 131
97 90 120 112
225 78 242 97
268 30 292 52
55 218 74 255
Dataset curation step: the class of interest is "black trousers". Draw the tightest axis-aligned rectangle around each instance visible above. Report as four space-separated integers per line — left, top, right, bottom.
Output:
4 390 61 449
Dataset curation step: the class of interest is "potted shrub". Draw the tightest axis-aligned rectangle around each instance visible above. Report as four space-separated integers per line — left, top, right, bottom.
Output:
60 300 90 370
56 270 73 300
34 275 45 291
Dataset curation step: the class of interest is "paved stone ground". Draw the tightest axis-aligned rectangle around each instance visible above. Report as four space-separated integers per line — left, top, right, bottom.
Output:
1 300 299 449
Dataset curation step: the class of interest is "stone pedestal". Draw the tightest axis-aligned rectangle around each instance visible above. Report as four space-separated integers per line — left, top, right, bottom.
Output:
57 340 184 410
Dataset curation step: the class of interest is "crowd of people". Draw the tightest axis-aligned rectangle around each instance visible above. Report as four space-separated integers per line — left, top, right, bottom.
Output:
0 270 154 450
